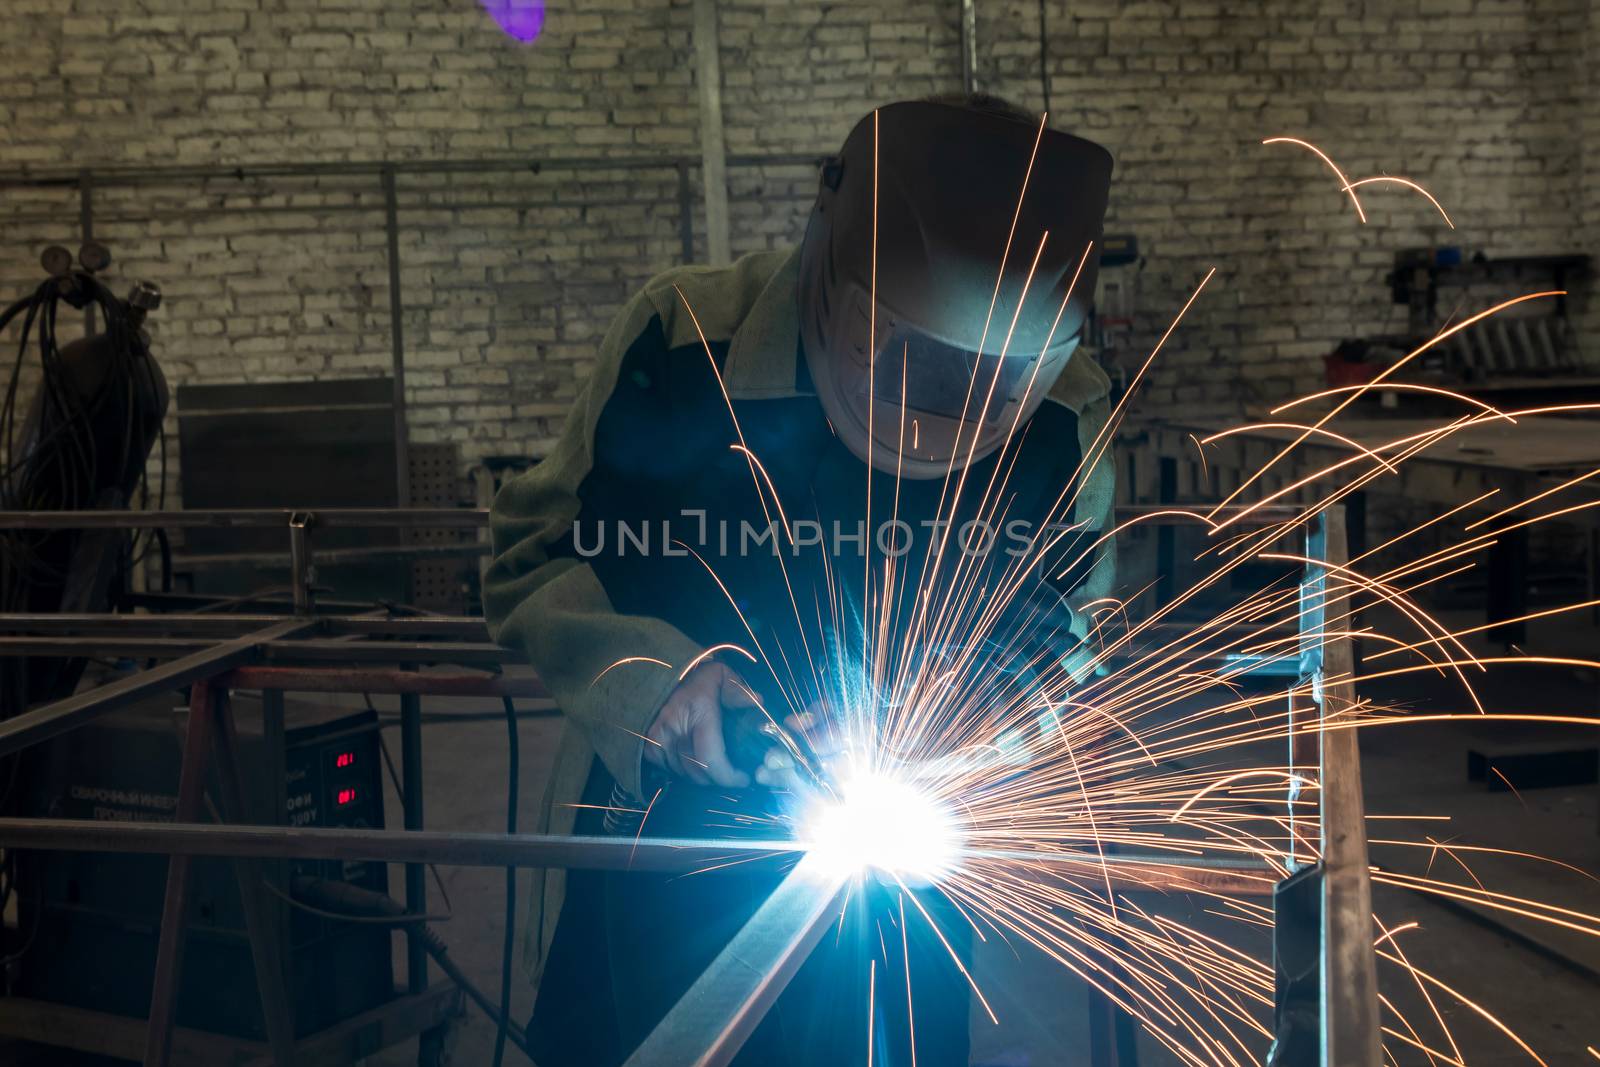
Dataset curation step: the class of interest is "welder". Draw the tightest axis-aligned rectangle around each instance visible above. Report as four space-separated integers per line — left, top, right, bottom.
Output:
485 93 1117 1066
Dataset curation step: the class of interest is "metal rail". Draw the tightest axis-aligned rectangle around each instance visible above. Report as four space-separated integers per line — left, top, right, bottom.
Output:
624 855 849 1067
0 617 310 758
0 819 799 873
0 503 1308 531
1311 508 1382 1066
0 817 1275 895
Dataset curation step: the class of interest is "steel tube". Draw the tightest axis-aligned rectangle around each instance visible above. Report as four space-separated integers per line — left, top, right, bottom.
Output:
0 618 311 758
0 637 514 668
382 166 412 510
624 855 849 1067
221 666 546 699
0 504 1299 533
1314 507 1382 1067
0 152 824 191
0 816 1272 894
0 614 490 639
0 508 488 530
400 683 427 994
0 818 802 872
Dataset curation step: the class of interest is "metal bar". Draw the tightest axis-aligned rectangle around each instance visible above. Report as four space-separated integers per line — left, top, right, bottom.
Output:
0 634 1299 679
400 682 427 994
209 688 299 1065
0 508 487 530
0 817 1274 897
0 613 490 638
260 639 510 666
960 0 978 93
1313 507 1382 1067
0 818 800 870
222 666 546 699
143 682 216 1067
0 618 311 759
0 153 826 190
381 166 412 509
79 171 96 335
623 855 849 1067
0 612 1283 643
0 503 1300 532
261 687 291 1006
676 161 696 264
692 0 731 266
287 513 315 614
0 636 503 665
172 541 487 568
1288 517 1329 869
0 636 512 667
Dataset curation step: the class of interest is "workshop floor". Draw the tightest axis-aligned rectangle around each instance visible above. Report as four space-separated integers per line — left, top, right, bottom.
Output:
360 603 1600 1067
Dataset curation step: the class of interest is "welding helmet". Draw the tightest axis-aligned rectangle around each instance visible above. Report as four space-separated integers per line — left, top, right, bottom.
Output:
799 100 1113 479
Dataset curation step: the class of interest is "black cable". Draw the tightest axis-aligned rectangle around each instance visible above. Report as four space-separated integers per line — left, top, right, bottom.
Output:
492 694 519 1067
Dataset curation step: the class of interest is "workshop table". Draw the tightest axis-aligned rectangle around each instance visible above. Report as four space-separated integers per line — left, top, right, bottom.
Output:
1138 413 1600 644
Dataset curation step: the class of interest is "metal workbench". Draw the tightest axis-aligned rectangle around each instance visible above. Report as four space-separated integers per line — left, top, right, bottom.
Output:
1139 413 1600 642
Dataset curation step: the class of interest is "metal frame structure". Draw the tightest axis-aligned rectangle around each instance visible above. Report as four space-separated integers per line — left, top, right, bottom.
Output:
0 505 1380 1066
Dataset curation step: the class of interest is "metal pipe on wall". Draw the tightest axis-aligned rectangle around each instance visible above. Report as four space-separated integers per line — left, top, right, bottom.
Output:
693 0 732 266
381 166 412 510
961 0 979 93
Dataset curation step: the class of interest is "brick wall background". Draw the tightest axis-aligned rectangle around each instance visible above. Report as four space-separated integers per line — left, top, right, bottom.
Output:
0 0 1594 499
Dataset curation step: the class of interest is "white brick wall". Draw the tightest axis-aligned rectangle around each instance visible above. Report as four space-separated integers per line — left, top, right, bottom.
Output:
0 0 1593 495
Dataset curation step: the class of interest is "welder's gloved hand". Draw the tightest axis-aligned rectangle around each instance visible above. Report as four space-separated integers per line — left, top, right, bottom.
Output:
644 661 754 788
995 580 1105 687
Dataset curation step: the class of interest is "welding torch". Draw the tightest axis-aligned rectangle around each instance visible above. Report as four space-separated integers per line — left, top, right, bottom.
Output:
722 705 827 791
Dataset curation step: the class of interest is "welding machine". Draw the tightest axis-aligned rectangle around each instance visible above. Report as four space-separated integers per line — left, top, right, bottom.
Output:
12 690 392 1040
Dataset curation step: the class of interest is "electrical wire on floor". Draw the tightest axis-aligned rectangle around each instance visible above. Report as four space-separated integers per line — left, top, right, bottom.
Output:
281 874 536 1058
369 698 455 914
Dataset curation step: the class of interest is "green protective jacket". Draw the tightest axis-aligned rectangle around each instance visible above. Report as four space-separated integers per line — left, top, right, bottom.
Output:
483 245 1118 986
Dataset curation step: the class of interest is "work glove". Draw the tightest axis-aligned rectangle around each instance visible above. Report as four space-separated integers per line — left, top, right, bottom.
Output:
643 661 754 788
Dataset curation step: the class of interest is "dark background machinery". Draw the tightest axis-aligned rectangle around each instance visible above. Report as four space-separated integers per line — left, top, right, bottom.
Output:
13 694 392 1040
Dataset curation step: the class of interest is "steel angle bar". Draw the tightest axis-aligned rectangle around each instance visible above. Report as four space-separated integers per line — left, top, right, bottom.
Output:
0 507 489 530
0 818 803 874
0 637 514 668
0 618 312 758
1313 507 1382 1067
221 666 547 699
0 504 1303 532
0 613 491 639
624 854 850 1067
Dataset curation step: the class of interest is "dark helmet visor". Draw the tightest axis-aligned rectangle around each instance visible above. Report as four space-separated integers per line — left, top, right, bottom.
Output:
871 328 1032 426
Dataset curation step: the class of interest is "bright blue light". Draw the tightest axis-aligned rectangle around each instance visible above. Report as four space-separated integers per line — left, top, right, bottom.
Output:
481 0 545 43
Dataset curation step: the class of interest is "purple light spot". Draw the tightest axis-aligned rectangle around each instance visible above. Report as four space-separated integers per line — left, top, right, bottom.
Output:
480 0 545 43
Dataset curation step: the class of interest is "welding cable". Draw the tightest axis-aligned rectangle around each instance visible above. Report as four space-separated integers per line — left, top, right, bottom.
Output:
369 704 455 914
264 878 452 925
492 694 519 1067
283 877 535 1058
0 269 167 623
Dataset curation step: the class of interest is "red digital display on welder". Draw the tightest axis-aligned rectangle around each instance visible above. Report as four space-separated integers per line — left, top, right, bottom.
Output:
336 787 358 806
335 751 356 769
